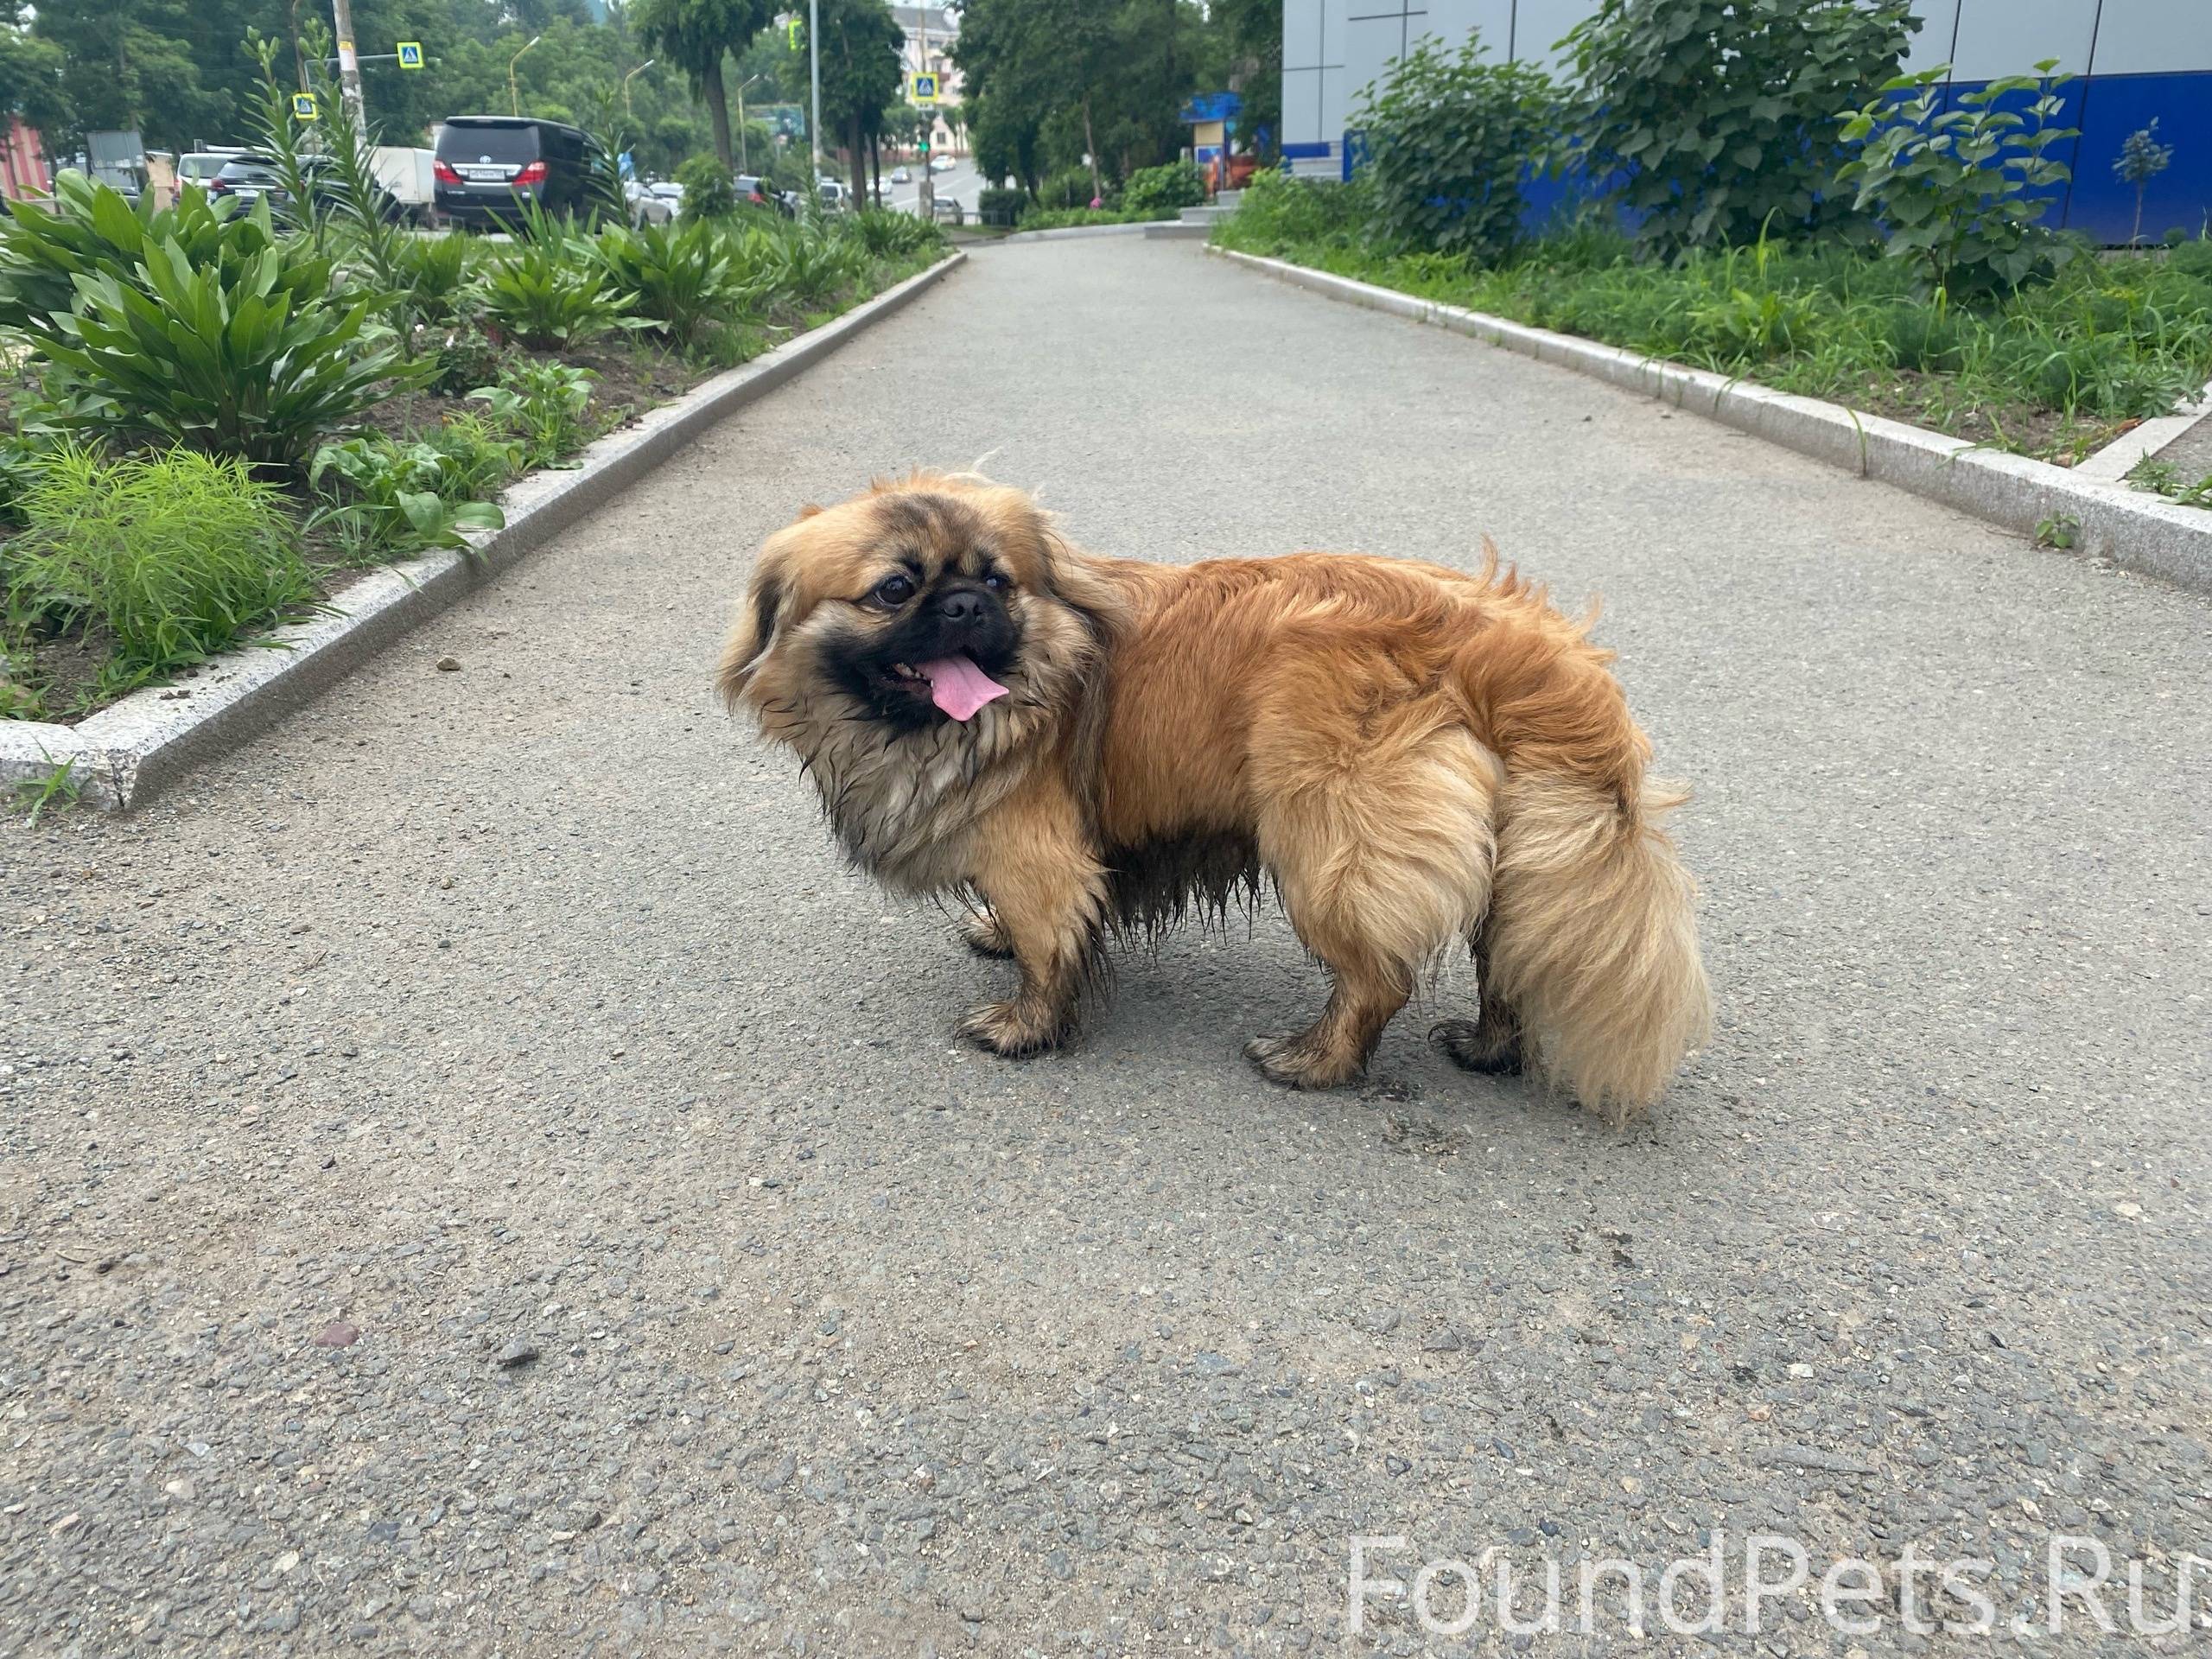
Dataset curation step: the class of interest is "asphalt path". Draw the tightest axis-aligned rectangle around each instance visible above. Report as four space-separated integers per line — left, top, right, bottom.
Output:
3 237 2207 1655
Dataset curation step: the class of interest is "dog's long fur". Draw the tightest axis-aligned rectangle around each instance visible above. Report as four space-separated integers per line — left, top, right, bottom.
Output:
718 471 1712 1121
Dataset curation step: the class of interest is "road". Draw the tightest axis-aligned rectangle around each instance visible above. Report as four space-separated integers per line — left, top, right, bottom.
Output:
3 238 2208 1656
882 156 980 216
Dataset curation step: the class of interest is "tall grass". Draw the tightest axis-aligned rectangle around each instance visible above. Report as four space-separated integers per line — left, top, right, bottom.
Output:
3 445 314 702
1217 175 2212 458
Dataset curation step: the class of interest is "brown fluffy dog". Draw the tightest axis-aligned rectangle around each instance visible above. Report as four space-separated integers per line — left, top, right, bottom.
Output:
717 472 1712 1121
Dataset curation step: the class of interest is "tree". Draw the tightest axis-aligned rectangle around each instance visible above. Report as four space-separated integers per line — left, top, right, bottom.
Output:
0 14 67 140
631 0 772 169
807 0 899 202
956 0 1216 199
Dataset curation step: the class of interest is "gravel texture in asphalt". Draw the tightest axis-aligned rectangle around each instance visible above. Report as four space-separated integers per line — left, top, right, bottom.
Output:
3 237 2209 1656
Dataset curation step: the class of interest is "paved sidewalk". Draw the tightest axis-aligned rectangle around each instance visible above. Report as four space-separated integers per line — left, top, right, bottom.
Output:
3 237 2208 1656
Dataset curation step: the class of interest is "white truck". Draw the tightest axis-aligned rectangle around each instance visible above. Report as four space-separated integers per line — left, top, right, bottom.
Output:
370 146 438 225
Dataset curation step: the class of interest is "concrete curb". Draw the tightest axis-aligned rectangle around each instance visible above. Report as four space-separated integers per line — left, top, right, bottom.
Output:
1208 245 2212 597
0 251 966 813
997 220 1173 245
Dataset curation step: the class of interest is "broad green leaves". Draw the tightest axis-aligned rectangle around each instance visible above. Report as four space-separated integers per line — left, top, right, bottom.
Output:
1560 0 1917 256
1836 61 2080 298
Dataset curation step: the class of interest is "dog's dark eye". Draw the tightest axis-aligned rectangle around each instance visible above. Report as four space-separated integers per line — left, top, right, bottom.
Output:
982 572 1008 592
872 574 916 607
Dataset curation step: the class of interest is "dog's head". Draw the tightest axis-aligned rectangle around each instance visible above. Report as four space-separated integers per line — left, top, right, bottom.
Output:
719 472 1113 732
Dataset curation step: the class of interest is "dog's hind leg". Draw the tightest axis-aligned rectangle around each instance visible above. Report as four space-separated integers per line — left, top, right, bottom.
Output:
1431 921 1524 1075
1248 724 1500 1090
956 776 1106 1057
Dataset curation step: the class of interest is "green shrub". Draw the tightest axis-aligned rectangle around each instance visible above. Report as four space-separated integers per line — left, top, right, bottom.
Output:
1121 161 1206 217
1038 165 1102 210
0 179 425 470
592 216 757 346
474 207 633 350
1212 168 1370 257
977 187 1027 228
766 219 869 307
1357 35 1553 263
2 445 314 696
1560 0 1916 254
392 233 475 327
1838 60 2081 299
847 209 944 260
309 423 511 562
468 359 599 468
674 155 737 221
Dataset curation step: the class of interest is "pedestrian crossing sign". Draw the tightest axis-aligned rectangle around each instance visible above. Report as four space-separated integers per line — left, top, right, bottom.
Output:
911 72 938 105
291 92 319 122
397 41 424 69
787 18 802 48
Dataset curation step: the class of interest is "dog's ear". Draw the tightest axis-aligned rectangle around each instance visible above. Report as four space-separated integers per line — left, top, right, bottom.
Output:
796 503 823 519
716 562 785 709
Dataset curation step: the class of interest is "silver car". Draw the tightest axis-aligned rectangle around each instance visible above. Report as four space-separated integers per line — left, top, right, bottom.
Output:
625 179 676 227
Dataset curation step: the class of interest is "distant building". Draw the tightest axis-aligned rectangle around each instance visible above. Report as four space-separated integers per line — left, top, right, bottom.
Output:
1280 0 2211 242
892 3 962 155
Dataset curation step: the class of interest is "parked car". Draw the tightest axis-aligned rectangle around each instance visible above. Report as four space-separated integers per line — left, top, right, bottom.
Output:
178 149 252 191
734 175 792 216
432 116 607 229
624 178 674 227
890 165 911 184
816 180 849 213
931 197 964 226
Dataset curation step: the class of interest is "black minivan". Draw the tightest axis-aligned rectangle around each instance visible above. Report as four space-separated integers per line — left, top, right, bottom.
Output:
433 116 605 228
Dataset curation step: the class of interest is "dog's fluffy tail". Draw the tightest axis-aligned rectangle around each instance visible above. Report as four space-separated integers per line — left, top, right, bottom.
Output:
1484 773 1712 1123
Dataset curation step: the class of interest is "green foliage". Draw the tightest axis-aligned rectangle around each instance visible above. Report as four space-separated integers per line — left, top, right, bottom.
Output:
592 216 760 346
1838 61 2080 299
632 0 778 168
1215 217 2212 459
2126 454 2212 509
1038 164 1103 210
1121 161 1206 218
10 754 80 823
474 207 634 351
1560 0 1917 255
1212 168 1370 256
468 359 600 470
392 234 476 328
0 177 423 470
2113 121 2175 245
309 424 512 563
977 187 1027 228
1357 36 1552 264
674 154 738 220
2 445 313 698
847 210 944 261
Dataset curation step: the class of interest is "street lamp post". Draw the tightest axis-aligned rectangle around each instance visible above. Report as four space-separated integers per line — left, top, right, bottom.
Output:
623 57 656 118
808 0 821 183
736 73 766 174
509 34 542 118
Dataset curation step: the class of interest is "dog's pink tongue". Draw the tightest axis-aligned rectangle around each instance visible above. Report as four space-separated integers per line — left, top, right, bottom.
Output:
917 654 1008 721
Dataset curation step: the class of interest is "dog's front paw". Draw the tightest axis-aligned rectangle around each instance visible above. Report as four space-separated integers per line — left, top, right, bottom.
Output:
1429 1018 1524 1077
958 906 1015 959
1244 1033 1363 1091
957 1000 1069 1058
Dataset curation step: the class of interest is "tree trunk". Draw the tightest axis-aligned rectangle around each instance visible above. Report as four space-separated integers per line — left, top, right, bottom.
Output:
849 114 867 204
869 130 880 207
1082 96 1102 203
702 59 734 170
